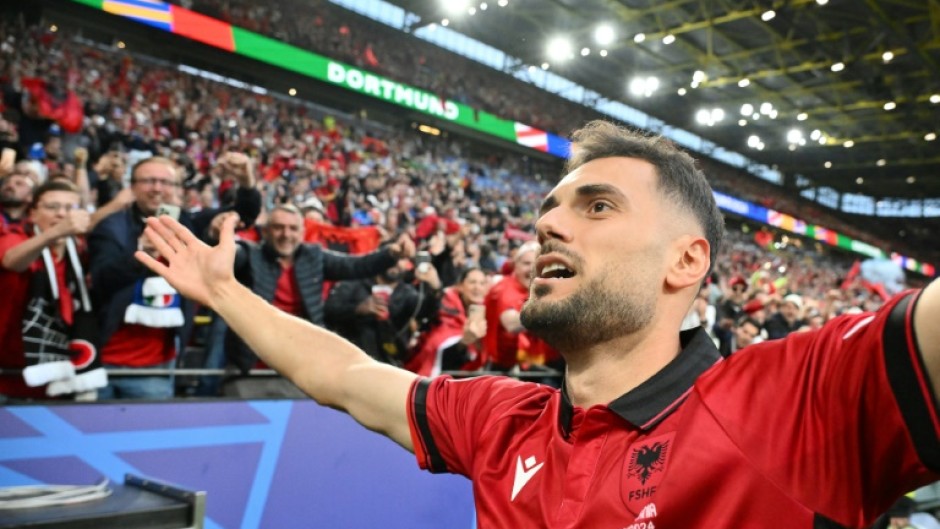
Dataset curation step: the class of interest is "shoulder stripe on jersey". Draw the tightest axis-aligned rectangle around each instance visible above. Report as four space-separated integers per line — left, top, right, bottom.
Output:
813 513 850 529
883 290 940 471
412 378 449 473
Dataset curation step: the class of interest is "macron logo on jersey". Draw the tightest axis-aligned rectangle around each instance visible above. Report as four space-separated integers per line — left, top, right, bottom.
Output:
511 455 544 502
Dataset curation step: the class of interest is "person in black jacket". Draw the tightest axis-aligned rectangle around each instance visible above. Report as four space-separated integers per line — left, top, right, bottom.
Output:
89 153 261 399
220 204 414 397
324 258 442 367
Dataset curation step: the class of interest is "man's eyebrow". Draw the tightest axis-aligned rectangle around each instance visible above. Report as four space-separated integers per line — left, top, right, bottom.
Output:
574 183 628 203
538 194 559 217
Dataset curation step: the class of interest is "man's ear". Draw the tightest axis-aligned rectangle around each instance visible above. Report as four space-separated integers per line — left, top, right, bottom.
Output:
665 234 710 290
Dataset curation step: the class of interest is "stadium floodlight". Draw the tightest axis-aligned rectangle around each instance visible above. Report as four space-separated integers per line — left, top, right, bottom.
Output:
831 62 845 72
843 140 855 148
498 0 508 6
663 34 676 45
546 36 574 62
442 0 471 15
527 65 536 73
692 70 707 83
740 103 754 115
441 18 450 26
747 135 761 148
581 47 590 56
711 108 725 122
816 0 828 4
629 76 660 97
599 49 608 57
594 24 615 47
468 7 476 15
696 109 712 125
541 62 549 70
797 112 808 121
907 176 917 184
876 159 886 166
738 119 747 126
480 3 488 10
738 78 750 88
761 10 776 21
931 94 940 104
768 110 778 119
677 87 687 95
786 129 803 144
634 33 646 43
882 51 894 62
856 177 864 184
810 129 821 140
759 102 773 115
926 132 937 141
824 161 832 168
884 101 896 110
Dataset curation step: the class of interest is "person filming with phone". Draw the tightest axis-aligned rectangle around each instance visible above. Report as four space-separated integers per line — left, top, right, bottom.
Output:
88 153 261 399
406 267 489 377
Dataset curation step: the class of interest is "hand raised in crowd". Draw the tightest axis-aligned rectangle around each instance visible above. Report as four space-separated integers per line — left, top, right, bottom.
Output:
414 259 441 290
355 294 389 318
462 307 487 345
388 232 416 259
49 208 91 238
217 152 255 187
135 215 240 308
73 147 89 167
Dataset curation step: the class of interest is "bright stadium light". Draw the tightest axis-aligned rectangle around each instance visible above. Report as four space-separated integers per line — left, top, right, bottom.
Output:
761 10 776 21
786 129 803 144
634 33 646 43
740 103 754 115
884 101 896 110
797 112 808 121
876 159 886 166
581 47 591 56
663 34 676 45
824 161 832 168
629 76 660 97
831 62 845 72
546 36 574 61
931 94 940 104
442 0 471 15
759 102 773 115
497 0 508 5
882 51 894 62
594 24 616 46
810 129 821 140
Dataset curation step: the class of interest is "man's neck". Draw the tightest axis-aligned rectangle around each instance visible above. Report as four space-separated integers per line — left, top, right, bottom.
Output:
562 317 683 409
1 205 26 221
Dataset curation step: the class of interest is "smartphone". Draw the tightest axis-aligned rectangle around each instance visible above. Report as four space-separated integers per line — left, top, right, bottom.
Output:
415 251 432 273
156 203 181 220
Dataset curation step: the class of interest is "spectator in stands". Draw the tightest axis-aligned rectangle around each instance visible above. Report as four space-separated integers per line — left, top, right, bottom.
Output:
0 180 90 398
0 171 35 228
324 249 441 367
406 267 488 377
718 316 762 357
92 152 127 208
89 154 260 399
137 119 940 527
482 241 557 371
764 293 806 340
221 204 414 397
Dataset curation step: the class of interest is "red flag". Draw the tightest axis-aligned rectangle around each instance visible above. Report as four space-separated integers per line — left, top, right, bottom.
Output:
840 259 861 290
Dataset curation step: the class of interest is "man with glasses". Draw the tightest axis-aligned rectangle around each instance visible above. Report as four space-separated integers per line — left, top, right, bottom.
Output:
88 154 260 399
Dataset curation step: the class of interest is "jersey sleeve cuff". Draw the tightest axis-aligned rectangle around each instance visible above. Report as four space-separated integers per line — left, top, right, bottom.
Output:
884 290 940 471
407 377 449 473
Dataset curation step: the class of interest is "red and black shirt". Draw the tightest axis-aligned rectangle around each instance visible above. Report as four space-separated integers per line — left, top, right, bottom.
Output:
407 290 940 528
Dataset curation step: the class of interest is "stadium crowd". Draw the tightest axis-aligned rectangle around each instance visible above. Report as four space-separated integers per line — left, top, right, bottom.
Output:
0 14 914 402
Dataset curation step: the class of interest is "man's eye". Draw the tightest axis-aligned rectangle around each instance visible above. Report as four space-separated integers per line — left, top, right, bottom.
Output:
590 201 611 213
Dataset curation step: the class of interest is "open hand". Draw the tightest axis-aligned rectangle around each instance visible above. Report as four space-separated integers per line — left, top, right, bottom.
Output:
135 215 239 308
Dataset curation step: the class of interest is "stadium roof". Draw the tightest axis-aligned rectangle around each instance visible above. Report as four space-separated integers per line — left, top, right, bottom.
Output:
386 0 940 201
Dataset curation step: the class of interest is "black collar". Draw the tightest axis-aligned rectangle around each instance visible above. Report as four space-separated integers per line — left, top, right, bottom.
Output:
558 326 722 438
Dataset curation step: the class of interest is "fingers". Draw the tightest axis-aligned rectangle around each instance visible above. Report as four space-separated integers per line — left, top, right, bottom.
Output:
159 215 200 247
218 213 240 248
143 225 177 258
135 250 168 275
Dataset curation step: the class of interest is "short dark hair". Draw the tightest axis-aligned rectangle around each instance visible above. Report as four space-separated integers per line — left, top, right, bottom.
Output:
565 120 724 276
30 179 80 210
458 267 484 284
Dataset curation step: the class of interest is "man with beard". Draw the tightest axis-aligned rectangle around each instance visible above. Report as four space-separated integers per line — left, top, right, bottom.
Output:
135 120 940 528
0 172 36 228
219 204 415 397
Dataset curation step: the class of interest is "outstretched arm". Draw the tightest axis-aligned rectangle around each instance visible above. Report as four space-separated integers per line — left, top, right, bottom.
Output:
136 215 417 450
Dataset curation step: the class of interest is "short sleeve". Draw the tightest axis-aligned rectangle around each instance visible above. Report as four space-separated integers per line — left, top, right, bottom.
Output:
407 375 550 477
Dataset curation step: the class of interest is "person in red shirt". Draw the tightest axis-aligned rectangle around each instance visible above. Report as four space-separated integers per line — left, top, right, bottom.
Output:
0 179 90 398
0 172 36 228
482 241 538 370
136 120 940 528
407 267 489 377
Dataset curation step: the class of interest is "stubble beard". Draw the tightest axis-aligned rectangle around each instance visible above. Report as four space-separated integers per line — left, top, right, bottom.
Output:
520 270 655 354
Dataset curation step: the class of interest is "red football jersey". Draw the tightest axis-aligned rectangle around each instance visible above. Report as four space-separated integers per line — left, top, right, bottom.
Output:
408 290 939 528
